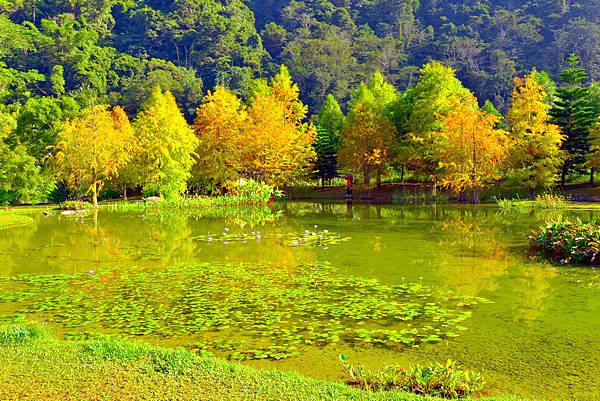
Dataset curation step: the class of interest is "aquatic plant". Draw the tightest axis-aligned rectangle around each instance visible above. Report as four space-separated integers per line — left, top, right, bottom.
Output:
339 355 485 398
192 227 350 248
0 262 486 361
530 220 600 265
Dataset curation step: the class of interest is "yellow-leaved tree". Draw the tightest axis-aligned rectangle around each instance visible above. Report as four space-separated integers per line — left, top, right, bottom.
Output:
55 105 135 207
193 86 248 192
507 69 566 197
438 92 509 203
133 86 198 199
243 66 316 186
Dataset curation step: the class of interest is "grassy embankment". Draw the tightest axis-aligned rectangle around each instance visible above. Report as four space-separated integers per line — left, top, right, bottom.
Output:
0 324 521 401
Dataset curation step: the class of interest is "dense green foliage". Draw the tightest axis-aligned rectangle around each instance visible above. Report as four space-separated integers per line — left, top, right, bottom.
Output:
0 1 599 204
530 220 600 265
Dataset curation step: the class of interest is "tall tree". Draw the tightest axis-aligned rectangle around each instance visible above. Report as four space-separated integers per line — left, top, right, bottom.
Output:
438 93 509 203
0 108 52 204
193 86 248 192
550 54 597 185
312 124 338 186
313 94 344 186
243 66 316 186
338 76 397 187
54 105 135 207
403 61 471 191
133 87 198 199
507 70 566 196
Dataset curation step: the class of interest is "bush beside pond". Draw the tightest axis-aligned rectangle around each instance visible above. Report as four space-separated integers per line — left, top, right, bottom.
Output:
529 220 600 265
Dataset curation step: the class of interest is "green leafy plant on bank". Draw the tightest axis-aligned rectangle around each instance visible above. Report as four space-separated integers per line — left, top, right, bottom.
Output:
339 355 485 398
529 220 600 265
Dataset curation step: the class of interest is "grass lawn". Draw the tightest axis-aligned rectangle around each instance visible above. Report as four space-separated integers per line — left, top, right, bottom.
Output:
0 324 521 401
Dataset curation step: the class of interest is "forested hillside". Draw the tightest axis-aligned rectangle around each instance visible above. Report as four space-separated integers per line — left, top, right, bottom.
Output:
1 0 599 112
1 1 599 204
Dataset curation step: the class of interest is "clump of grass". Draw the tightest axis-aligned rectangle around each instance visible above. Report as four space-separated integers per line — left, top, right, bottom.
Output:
339 355 485 399
534 194 566 210
497 194 566 214
83 338 198 375
0 324 49 345
529 220 600 265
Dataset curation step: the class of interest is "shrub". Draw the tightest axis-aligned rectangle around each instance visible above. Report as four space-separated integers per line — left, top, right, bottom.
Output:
530 220 600 265
339 355 485 399
225 178 281 205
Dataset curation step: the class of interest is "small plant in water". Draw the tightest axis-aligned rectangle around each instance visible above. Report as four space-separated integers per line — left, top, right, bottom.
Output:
339 354 485 398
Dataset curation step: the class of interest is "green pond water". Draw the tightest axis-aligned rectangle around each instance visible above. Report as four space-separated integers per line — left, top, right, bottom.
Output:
1 203 600 400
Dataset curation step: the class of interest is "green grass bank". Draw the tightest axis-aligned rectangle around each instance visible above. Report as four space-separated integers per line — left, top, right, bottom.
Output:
0 324 522 401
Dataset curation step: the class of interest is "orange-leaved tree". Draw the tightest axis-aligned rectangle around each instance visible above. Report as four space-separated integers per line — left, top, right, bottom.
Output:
438 92 509 203
55 105 135 207
507 69 566 197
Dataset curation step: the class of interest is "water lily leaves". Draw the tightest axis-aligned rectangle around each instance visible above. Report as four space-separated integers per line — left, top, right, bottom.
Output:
0 261 485 361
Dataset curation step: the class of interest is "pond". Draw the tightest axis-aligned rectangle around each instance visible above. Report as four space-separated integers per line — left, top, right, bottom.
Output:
1 203 599 400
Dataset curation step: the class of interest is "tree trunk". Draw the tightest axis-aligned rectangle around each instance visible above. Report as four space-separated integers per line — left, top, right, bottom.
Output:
400 165 405 183
472 189 480 204
561 162 568 188
458 191 467 203
364 167 371 185
431 180 437 197
123 186 128 201
590 168 595 187
529 187 536 200
376 170 382 189
92 181 98 208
